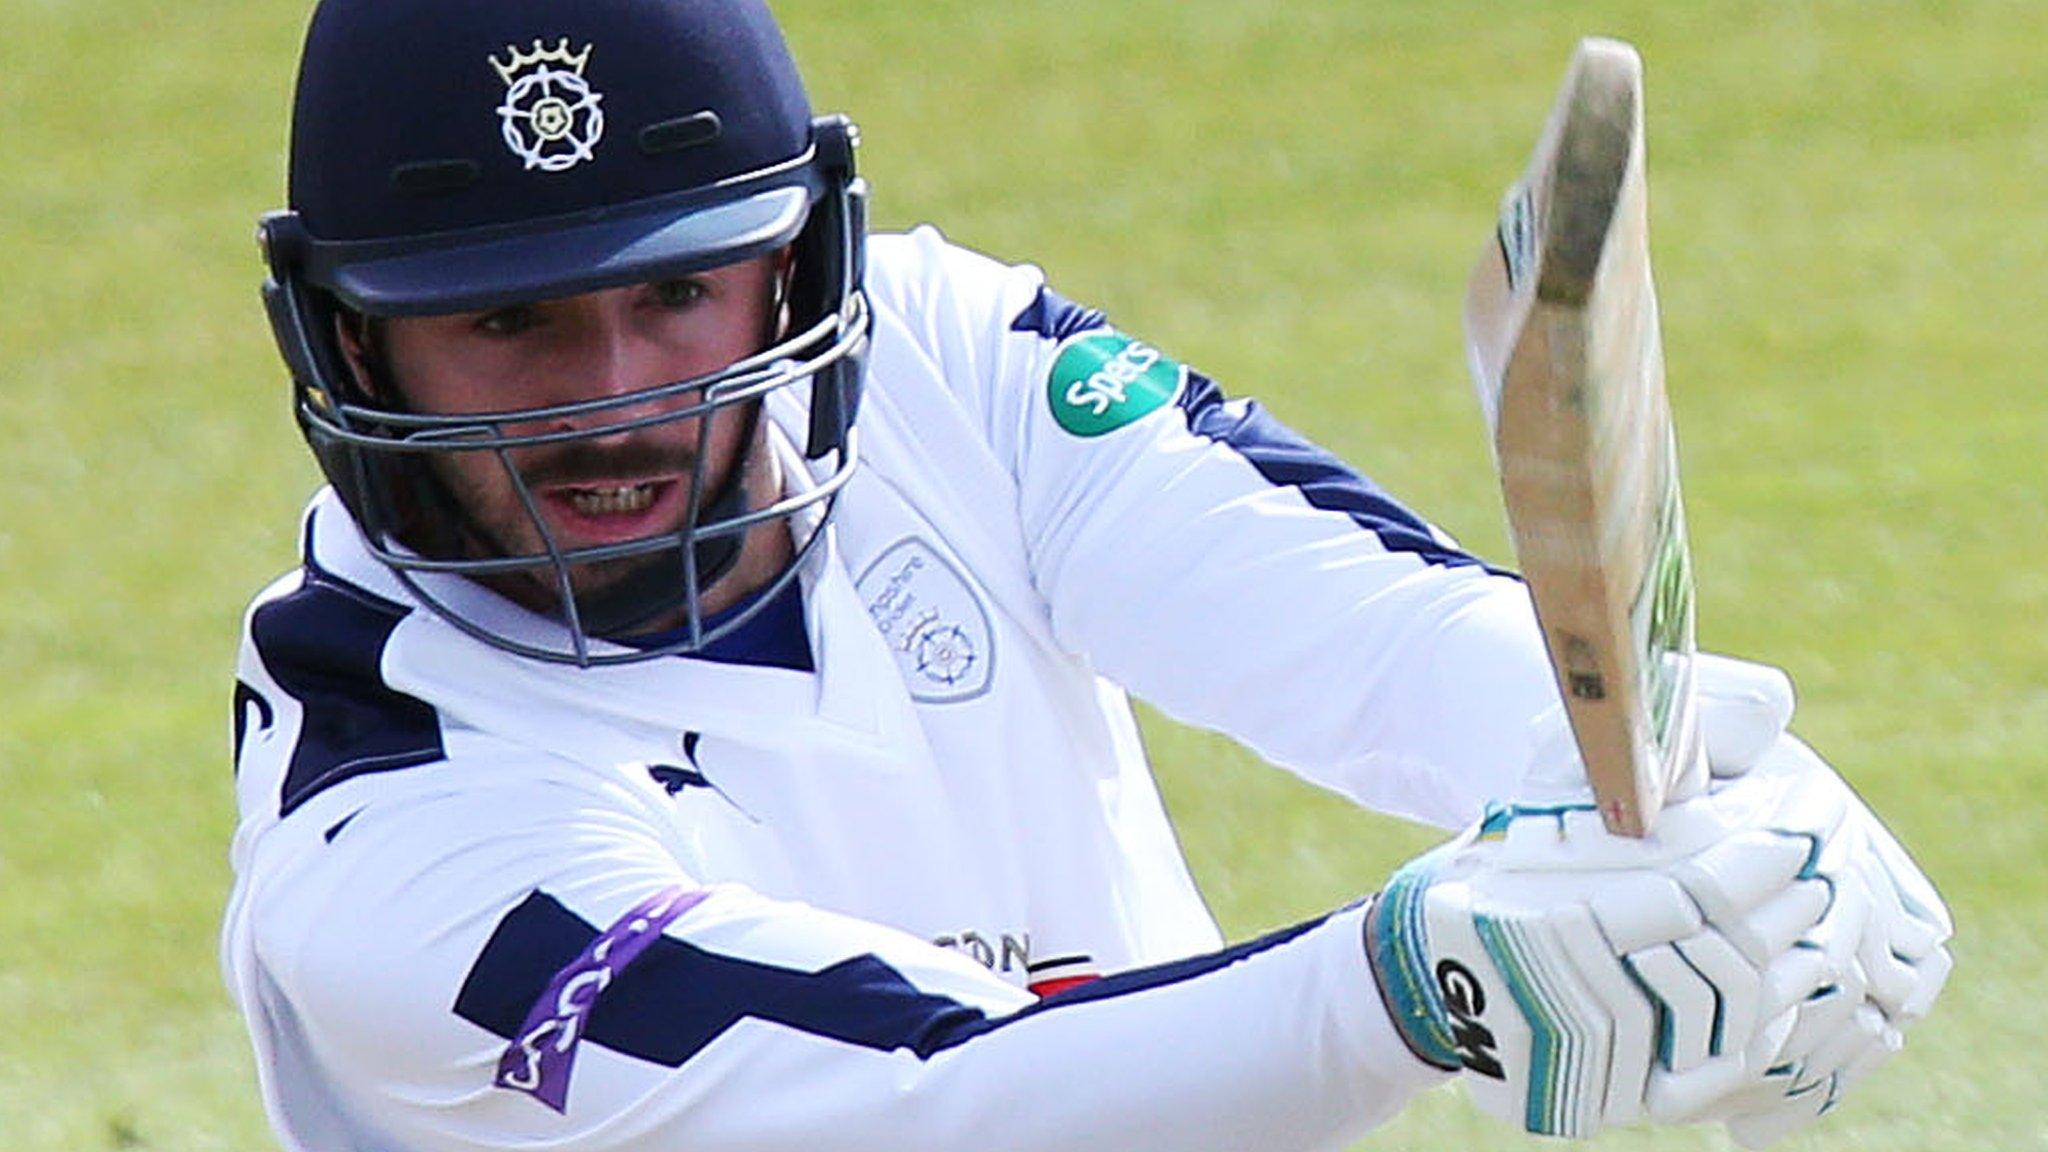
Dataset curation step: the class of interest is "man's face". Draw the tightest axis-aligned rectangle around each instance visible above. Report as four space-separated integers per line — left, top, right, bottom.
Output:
353 253 785 614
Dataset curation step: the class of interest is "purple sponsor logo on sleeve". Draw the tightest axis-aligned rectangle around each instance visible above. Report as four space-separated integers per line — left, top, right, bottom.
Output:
495 886 707 1112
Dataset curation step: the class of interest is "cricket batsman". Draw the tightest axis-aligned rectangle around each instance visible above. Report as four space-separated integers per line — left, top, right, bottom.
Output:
223 0 1952 1148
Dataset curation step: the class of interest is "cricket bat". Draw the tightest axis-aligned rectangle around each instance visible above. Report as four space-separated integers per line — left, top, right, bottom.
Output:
1463 37 1706 838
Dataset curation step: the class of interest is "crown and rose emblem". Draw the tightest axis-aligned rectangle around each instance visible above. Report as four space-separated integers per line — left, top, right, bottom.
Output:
490 38 606 172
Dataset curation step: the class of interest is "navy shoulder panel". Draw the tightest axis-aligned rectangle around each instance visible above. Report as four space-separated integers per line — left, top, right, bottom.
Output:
454 891 991 1071
1009 284 1107 342
248 571 446 817
451 891 1339 1107
1178 370 1511 575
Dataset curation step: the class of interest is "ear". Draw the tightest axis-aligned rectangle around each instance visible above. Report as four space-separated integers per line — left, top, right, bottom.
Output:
331 312 388 401
770 244 797 336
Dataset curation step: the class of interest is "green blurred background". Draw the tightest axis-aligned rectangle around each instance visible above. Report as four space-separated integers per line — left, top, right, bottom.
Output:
1 0 2040 1148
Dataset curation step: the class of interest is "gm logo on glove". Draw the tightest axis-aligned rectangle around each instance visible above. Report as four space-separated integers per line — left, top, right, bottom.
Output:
1437 959 1506 1080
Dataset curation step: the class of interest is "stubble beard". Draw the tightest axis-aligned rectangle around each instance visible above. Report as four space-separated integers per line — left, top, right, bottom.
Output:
428 432 715 618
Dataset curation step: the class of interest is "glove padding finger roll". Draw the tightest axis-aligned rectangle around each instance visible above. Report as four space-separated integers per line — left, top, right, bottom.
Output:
1696 654 1796 778
1515 653 1794 808
1696 738 1955 1148
1365 732 1952 1145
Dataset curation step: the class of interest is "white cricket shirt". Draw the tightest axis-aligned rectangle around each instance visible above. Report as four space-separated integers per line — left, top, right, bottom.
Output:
223 227 1562 1152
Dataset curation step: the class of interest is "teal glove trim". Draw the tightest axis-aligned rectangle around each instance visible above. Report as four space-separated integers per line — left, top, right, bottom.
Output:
1621 954 1680 1071
1365 851 1461 1071
1476 915 1589 1136
1675 943 1727 1058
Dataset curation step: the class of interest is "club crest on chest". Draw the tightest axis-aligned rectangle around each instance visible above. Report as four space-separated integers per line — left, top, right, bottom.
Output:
854 537 996 703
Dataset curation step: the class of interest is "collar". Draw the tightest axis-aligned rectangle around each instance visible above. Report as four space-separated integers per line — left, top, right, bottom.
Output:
294 426 888 762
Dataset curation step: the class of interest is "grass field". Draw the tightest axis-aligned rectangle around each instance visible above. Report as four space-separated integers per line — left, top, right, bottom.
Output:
2 0 2041 1148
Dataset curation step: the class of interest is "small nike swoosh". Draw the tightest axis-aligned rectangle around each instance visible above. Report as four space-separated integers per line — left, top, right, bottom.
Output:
324 807 367 843
646 744 760 824
647 763 712 795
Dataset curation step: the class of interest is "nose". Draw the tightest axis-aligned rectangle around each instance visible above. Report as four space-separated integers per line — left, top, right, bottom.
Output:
546 303 694 439
579 305 657 400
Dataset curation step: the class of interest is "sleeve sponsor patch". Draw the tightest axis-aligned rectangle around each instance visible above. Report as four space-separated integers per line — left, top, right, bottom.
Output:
1045 331 1186 437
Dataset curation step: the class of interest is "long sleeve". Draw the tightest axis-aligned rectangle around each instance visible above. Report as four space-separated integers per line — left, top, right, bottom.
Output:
873 227 1562 830
232 767 1448 1152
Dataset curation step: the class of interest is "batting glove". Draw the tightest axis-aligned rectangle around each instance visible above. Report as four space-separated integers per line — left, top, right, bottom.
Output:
1514 652 1798 808
1365 659 1951 1143
1675 735 1954 1148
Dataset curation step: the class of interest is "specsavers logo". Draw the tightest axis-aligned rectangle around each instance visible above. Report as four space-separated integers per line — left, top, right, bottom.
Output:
1046 331 1185 436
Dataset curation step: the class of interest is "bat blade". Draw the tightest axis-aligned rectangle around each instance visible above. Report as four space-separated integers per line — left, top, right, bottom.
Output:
1464 37 1705 838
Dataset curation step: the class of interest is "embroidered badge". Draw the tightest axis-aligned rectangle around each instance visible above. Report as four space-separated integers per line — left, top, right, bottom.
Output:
855 538 996 703
489 38 606 172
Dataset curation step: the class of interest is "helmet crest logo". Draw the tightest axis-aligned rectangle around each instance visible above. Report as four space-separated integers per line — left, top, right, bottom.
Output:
489 38 605 173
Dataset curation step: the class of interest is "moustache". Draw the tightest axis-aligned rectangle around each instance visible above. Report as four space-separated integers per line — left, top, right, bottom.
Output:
516 437 696 489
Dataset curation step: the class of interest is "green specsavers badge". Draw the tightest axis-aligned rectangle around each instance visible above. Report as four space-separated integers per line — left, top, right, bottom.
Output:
1046 332 1186 437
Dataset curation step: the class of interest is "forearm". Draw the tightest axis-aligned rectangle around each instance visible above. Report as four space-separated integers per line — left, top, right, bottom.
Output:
251 801 1448 1152
1026 386 1560 828
651 904 1446 1152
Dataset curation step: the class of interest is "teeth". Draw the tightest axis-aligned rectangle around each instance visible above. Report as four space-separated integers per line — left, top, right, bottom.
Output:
567 484 655 516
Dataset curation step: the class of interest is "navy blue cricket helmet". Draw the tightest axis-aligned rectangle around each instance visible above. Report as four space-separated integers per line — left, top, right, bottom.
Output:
259 0 868 665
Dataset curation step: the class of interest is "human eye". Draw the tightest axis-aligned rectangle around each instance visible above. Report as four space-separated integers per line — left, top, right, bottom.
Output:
650 277 709 309
473 303 539 337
